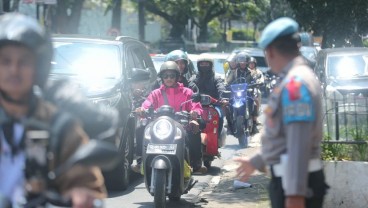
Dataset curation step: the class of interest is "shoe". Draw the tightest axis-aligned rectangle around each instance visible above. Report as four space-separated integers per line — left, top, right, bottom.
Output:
193 166 207 174
131 163 141 174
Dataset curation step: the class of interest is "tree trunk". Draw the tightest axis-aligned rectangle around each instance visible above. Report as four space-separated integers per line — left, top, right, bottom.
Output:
55 0 85 34
197 23 208 43
2 0 9 12
169 24 185 39
112 0 122 31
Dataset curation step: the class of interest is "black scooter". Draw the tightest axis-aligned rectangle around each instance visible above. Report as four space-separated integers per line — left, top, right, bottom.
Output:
141 100 199 208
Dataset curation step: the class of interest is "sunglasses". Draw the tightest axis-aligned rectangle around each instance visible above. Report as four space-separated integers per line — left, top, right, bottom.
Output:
162 73 176 79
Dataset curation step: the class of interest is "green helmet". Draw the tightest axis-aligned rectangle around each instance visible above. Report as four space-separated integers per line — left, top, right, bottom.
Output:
165 50 189 74
158 61 180 78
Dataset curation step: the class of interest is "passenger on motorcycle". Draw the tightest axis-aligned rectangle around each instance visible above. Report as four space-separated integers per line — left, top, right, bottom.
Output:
0 13 105 207
152 50 195 89
248 57 264 128
190 54 227 137
223 53 237 78
133 61 207 174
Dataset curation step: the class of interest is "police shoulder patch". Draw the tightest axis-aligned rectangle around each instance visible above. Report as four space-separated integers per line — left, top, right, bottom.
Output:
281 76 315 124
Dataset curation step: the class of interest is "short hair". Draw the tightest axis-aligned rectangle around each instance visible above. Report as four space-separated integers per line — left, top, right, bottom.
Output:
269 33 300 56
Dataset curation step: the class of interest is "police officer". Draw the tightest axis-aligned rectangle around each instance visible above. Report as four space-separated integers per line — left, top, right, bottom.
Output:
235 17 328 208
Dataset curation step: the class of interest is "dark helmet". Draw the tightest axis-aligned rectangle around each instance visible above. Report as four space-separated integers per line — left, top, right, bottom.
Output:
235 51 250 68
0 13 53 88
248 57 257 67
158 61 180 79
165 50 189 74
130 68 151 82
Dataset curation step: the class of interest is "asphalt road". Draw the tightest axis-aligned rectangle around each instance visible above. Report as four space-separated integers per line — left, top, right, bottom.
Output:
104 102 267 208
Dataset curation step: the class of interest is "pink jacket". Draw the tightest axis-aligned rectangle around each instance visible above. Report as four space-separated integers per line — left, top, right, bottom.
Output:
142 83 202 115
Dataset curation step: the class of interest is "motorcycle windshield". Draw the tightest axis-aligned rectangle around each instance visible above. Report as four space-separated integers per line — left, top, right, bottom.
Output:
231 83 248 93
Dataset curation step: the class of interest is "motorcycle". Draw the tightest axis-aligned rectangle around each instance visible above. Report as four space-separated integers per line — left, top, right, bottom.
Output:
0 139 119 208
141 98 199 208
229 78 260 147
264 73 279 96
198 94 227 169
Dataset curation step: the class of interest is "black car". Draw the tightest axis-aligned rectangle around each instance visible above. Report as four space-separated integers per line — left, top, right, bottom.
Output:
51 35 157 190
314 47 368 141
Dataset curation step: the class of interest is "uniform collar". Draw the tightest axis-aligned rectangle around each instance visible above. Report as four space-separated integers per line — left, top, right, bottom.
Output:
279 56 307 80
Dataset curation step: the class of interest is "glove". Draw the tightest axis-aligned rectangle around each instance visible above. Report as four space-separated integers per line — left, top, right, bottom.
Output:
189 120 200 134
135 107 146 116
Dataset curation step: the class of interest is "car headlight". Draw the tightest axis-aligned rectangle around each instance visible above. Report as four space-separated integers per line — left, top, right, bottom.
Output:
91 93 121 107
153 119 173 140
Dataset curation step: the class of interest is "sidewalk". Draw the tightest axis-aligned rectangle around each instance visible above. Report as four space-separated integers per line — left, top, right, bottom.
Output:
197 134 271 208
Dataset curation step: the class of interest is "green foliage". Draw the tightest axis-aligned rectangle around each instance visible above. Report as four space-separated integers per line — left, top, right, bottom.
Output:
364 39 368 47
287 0 368 48
208 19 223 42
230 28 255 41
321 127 368 161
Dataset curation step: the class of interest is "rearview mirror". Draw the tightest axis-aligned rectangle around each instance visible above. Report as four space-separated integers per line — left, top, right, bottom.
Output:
191 93 201 103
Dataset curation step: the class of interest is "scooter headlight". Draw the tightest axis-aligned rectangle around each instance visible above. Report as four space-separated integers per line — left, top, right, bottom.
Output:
236 91 242 97
153 119 173 140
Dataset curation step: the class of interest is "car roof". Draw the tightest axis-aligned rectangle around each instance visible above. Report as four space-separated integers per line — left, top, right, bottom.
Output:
199 52 230 59
52 35 143 46
232 47 264 56
319 47 368 56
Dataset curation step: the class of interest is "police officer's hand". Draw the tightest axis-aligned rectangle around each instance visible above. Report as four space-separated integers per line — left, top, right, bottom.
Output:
234 157 256 182
286 196 305 208
67 187 99 208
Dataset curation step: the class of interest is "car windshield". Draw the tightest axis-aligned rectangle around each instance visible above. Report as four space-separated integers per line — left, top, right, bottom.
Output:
327 54 368 78
151 56 165 72
52 42 121 79
213 58 226 75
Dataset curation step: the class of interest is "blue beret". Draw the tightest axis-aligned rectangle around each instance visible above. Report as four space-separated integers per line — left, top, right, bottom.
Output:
258 17 299 49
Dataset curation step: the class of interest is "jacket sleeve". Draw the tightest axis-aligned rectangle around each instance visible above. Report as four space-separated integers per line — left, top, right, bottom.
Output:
257 70 265 85
55 122 106 199
142 92 156 110
226 70 236 85
215 78 226 99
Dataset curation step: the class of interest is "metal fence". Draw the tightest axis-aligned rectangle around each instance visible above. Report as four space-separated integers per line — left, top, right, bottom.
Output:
322 91 368 144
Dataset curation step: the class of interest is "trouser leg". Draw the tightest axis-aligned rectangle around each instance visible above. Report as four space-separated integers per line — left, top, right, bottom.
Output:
187 131 202 170
269 167 328 208
135 125 145 164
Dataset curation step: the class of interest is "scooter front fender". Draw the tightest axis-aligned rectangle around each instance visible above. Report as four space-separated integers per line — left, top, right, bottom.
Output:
150 155 173 194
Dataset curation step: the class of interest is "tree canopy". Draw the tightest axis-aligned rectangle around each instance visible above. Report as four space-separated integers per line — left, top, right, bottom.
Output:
287 0 368 48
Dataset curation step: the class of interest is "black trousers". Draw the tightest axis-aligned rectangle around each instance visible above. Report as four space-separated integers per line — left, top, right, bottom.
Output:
269 168 329 208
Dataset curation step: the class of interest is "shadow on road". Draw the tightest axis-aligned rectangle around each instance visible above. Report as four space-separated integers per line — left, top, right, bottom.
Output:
107 171 144 198
134 198 198 208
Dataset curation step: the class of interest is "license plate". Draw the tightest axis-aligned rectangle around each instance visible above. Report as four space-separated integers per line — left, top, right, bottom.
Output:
146 144 177 155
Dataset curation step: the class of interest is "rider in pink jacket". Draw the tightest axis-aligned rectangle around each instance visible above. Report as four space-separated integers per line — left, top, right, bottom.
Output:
142 82 202 115
133 61 208 174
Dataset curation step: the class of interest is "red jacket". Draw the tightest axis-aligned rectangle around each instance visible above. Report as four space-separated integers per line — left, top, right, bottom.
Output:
142 83 202 115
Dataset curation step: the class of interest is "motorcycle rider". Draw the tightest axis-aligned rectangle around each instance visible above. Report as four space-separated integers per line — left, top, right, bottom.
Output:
133 61 207 174
248 57 264 129
152 50 195 89
226 52 255 85
191 54 227 137
0 13 105 207
225 52 256 135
